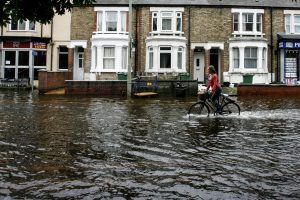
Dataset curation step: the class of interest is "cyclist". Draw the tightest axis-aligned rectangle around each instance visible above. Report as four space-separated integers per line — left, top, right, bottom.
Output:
206 65 222 113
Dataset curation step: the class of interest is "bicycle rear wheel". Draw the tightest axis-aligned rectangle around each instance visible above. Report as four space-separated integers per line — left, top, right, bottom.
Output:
188 102 210 118
221 102 240 116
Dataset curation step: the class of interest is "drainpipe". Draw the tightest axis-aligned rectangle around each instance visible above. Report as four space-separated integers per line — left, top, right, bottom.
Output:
188 4 191 77
134 6 138 77
50 19 53 71
270 7 274 83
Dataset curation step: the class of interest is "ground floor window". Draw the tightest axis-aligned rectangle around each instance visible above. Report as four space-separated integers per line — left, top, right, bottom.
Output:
160 46 171 68
145 43 186 73
2 49 46 80
244 47 257 68
103 47 115 69
59 46 68 70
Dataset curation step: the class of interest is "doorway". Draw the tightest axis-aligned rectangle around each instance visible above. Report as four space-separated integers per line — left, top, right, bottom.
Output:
73 47 84 80
193 49 205 82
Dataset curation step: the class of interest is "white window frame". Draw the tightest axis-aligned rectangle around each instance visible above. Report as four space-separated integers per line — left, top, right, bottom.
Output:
94 7 129 34
284 10 300 34
150 7 184 35
9 19 36 31
103 46 115 70
231 8 264 36
244 47 258 69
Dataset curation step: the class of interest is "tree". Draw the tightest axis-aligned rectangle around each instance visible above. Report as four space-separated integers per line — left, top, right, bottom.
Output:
0 0 95 27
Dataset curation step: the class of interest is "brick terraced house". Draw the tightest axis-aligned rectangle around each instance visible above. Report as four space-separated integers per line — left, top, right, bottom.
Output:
68 0 300 85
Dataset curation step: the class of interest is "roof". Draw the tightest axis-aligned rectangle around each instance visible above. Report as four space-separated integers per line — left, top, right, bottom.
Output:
93 0 300 8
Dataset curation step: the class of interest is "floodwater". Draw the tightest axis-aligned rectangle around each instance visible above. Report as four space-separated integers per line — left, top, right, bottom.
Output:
0 90 299 200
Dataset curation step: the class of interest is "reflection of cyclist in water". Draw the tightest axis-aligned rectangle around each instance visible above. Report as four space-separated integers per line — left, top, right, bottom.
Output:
206 65 222 113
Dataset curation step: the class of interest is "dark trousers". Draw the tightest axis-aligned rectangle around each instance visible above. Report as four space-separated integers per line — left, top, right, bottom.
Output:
211 86 222 110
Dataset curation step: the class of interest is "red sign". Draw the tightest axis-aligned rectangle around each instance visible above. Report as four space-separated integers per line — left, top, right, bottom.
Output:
33 42 47 49
3 42 30 48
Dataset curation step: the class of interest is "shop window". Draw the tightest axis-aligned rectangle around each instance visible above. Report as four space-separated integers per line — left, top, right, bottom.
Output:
5 51 16 66
244 47 257 68
34 51 47 66
4 68 15 79
58 46 68 70
103 47 115 69
18 51 29 66
160 46 171 68
18 68 29 79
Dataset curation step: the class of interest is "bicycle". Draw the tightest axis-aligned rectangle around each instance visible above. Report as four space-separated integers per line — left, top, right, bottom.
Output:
188 91 241 117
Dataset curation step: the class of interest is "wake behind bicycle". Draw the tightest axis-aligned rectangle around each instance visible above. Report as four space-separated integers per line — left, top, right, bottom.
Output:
188 91 241 118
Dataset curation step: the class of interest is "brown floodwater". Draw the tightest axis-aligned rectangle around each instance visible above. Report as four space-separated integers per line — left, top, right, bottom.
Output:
0 90 299 199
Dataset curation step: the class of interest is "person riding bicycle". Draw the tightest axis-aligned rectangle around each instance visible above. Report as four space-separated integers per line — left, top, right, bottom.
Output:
206 65 222 113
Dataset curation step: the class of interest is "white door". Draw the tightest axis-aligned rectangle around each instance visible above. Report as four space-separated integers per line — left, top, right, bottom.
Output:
194 52 205 82
73 47 84 80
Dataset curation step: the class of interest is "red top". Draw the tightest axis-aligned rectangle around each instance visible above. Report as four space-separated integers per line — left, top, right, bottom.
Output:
207 73 221 92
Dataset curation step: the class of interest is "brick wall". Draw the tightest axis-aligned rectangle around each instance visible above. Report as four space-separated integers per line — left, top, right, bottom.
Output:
38 71 72 93
238 84 300 96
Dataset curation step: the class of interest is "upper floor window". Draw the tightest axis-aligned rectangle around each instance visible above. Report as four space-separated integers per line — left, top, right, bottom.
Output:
95 8 128 33
232 9 264 35
150 7 184 34
10 17 35 31
285 11 300 34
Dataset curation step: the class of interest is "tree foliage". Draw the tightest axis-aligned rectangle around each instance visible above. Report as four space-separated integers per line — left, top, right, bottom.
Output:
0 0 95 27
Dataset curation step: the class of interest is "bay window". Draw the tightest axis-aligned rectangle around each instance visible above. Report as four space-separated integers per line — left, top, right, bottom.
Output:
95 8 128 33
232 9 264 35
150 7 183 34
10 17 35 31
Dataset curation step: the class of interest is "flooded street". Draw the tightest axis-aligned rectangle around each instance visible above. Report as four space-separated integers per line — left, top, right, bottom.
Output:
0 90 299 199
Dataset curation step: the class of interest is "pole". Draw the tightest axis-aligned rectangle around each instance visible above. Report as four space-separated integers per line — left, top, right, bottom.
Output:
32 50 35 92
127 0 132 98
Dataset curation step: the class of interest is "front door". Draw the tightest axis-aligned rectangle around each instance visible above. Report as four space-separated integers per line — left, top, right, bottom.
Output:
194 52 205 82
73 47 84 80
210 49 220 80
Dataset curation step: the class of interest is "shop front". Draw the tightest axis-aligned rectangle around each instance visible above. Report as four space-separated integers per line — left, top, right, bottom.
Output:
278 34 300 85
0 38 48 85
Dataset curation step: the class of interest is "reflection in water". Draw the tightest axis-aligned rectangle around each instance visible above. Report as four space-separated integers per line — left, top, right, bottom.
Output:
0 91 300 199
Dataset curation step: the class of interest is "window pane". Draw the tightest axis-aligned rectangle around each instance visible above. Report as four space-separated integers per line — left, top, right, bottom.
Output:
11 18 18 30
244 47 257 68
18 51 29 65
103 47 115 69
97 12 102 31
5 51 16 65
122 47 127 69
19 20 26 30
160 53 171 68
59 47 68 70
106 11 117 31
79 54 83 68
233 48 239 68
177 52 182 69
153 18 157 31
233 13 239 31
121 12 128 32
5 68 15 79
160 47 171 51
295 15 300 23
34 51 47 66
18 68 29 79
257 14 262 32
162 18 172 30
149 52 153 69
29 21 35 30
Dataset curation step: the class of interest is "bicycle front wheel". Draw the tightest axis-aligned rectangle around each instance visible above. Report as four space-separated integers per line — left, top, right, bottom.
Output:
188 102 210 118
221 102 240 116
